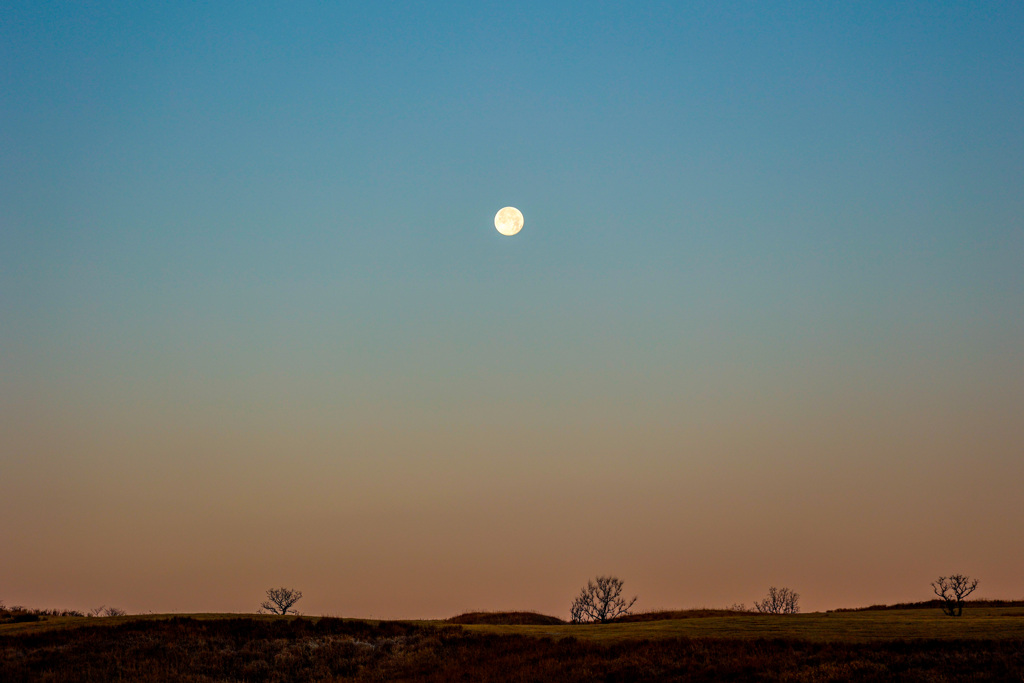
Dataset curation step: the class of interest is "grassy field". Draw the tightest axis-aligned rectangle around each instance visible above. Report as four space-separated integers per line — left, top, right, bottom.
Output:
9 605 1022 642
0 611 317 635
460 605 1024 643
2 606 1023 681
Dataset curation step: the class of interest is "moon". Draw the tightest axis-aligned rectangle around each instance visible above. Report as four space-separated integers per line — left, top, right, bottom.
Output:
494 206 524 236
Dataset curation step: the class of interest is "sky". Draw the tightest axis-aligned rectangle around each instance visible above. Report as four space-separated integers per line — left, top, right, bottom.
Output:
2 1 1022 619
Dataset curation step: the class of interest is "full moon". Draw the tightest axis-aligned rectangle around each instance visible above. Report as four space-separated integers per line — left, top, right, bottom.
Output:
494 206 524 236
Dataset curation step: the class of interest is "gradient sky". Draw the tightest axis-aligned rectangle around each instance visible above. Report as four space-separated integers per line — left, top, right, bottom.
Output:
2 1 1022 618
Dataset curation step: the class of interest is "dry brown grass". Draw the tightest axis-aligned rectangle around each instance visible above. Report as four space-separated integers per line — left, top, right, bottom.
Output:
610 608 759 622
3 605 1024 681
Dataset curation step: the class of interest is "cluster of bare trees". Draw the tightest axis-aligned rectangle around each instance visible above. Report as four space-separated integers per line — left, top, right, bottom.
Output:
567 572 982 622
754 586 800 614
568 576 803 622
1 600 125 621
3 570 992 627
87 605 127 617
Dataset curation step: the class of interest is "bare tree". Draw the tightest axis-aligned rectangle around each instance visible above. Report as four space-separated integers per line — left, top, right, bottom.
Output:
570 576 637 624
87 605 126 617
754 587 800 614
932 574 978 617
260 587 303 616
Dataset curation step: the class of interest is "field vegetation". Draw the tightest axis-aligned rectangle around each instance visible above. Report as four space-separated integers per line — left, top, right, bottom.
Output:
461 604 1024 643
2 603 1023 681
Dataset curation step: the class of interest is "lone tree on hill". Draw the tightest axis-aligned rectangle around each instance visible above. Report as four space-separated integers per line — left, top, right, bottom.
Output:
570 575 637 623
932 574 978 617
260 587 303 616
754 587 800 614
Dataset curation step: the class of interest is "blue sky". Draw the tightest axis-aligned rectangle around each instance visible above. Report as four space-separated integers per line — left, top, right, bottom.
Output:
2 1 1022 616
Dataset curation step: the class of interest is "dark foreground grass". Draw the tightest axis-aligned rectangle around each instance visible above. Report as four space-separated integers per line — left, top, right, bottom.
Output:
2 616 1024 682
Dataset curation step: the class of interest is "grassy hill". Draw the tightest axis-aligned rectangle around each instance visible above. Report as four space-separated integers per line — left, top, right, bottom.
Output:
459 604 1024 643
2 605 1023 681
445 610 566 625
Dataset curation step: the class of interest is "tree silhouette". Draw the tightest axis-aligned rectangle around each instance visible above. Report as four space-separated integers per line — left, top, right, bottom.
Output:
260 587 303 616
87 605 126 617
932 574 978 617
754 587 800 614
570 576 637 623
